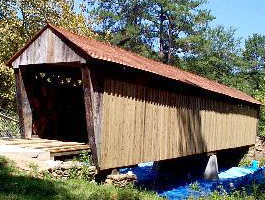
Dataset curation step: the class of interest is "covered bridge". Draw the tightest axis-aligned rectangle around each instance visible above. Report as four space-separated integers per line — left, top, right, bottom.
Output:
7 24 261 170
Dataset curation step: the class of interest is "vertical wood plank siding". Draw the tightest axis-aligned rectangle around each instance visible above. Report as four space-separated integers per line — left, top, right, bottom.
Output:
81 67 98 166
100 79 258 169
12 29 85 68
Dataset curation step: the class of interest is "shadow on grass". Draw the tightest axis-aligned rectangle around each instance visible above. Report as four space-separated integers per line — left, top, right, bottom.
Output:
0 157 75 200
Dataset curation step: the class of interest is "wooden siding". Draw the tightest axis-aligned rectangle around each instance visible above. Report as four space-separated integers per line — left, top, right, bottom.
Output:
14 69 32 139
82 67 99 166
100 79 258 169
12 29 85 68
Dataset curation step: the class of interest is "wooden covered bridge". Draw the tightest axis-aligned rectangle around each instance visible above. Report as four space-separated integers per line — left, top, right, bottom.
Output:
7 24 261 170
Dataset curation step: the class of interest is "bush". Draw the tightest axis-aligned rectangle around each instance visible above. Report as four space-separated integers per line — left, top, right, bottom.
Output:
0 64 16 112
238 156 252 167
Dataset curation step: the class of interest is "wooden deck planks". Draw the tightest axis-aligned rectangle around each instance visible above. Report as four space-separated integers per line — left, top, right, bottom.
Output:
0 138 90 158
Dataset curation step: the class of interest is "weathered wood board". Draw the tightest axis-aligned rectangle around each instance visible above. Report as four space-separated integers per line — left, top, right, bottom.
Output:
100 79 258 169
12 29 85 68
0 138 90 158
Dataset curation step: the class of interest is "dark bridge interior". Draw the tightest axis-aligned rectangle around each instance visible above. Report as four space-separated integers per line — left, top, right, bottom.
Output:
23 67 88 143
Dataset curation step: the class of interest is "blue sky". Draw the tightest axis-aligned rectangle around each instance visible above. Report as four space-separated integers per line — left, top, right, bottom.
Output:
203 0 265 41
76 0 265 42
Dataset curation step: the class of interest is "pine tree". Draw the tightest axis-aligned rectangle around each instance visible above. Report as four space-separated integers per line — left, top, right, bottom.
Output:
89 0 214 63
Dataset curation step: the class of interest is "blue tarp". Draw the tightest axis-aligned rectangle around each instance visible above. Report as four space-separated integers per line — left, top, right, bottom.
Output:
120 160 265 200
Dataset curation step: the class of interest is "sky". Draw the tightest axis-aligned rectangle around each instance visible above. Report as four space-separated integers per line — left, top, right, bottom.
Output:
203 0 265 41
76 0 265 42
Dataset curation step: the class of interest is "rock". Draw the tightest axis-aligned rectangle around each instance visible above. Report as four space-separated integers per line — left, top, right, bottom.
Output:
60 162 72 170
110 174 120 181
126 173 137 180
118 174 127 181
52 172 58 177
105 171 137 187
106 174 112 179
105 178 113 184
88 166 96 172
43 160 97 181
60 161 83 170
62 170 70 177
55 169 62 175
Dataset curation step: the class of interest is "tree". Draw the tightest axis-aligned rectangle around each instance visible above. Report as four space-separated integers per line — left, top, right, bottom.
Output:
148 0 214 64
243 34 265 92
182 26 251 92
0 63 16 111
88 0 214 63
242 34 265 136
88 0 157 58
254 78 265 136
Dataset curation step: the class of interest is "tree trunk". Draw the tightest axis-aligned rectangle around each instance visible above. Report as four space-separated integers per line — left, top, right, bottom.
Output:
159 5 165 60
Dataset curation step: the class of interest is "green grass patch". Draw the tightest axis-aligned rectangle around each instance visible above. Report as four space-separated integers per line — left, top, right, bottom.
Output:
0 156 163 200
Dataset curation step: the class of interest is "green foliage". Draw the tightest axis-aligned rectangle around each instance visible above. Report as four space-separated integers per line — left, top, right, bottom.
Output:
243 34 265 72
149 0 214 64
258 157 265 167
183 26 248 90
188 184 265 200
0 156 17 176
243 34 265 136
70 151 92 181
89 0 214 63
73 150 91 164
28 162 40 178
0 64 16 111
238 156 252 167
68 165 94 181
69 151 94 180
204 189 253 200
190 181 201 192
254 80 265 136
0 156 163 200
88 0 158 58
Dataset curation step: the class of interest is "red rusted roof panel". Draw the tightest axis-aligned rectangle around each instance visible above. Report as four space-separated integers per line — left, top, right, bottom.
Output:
8 24 261 105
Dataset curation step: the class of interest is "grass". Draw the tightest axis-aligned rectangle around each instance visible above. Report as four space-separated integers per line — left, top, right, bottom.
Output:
0 156 163 200
188 182 265 200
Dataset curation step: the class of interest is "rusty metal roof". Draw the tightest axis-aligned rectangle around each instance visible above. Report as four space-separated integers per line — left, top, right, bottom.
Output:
8 24 261 105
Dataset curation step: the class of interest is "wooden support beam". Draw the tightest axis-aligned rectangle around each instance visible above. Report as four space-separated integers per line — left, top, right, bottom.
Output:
90 68 105 167
14 68 32 139
81 66 99 166
19 62 83 70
